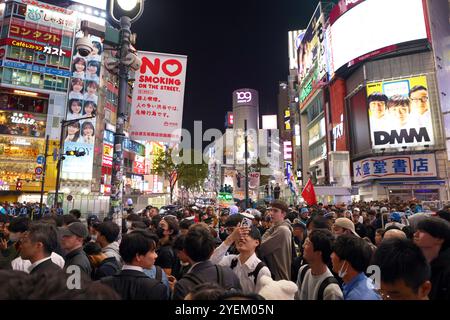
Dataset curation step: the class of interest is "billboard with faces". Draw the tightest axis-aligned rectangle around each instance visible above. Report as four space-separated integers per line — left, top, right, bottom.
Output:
366 75 434 150
62 34 103 180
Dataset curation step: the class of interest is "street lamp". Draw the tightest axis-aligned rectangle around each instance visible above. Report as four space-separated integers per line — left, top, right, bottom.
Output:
107 0 145 223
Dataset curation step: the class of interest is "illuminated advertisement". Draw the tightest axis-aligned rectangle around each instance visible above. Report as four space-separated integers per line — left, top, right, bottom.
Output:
102 130 114 168
133 155 145 175
1 38 71 57
262 115 277 130
353 154 437 183
61 141 94 180
330 0 428 73
0 110 46 137
367 75 434 149
288 30 305 70
0 60 71 77
25 4 77 30
9 22 63 47
234 128 257 165
297 3 327 86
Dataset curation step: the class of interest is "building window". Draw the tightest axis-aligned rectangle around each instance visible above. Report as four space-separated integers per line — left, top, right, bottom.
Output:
2 68 13 84
7 46 21 60
31 73 41 87
1 25 9 38
61 56 71 69
13 3 27 18
62 35 73 48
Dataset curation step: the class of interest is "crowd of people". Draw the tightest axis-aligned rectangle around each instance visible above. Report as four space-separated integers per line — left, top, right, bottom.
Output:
0 199 449 300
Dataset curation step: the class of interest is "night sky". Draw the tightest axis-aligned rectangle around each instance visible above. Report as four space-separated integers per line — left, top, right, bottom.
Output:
46 0 319 133
130 0 319 133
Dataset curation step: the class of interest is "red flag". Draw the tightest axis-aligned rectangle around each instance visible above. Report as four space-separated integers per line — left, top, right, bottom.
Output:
301 179 317 206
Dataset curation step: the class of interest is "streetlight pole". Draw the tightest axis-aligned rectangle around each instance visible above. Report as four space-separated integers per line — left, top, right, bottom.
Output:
109 16 131 222
244 120 249 209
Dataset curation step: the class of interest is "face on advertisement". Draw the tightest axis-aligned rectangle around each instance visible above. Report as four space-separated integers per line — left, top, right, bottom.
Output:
82 121 95 137
69 100 82 114
86 82 98 95
368 92 388 120
83 102 96 116
87 61 100 76
388 95 411 127
71 78 84 93
409 86 429 116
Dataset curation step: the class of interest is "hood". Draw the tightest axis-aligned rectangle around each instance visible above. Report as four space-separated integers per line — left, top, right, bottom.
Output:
104 241 120 254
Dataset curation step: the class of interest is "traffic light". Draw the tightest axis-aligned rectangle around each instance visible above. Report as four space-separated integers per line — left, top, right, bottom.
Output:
16 181 22 191
65 150 86 157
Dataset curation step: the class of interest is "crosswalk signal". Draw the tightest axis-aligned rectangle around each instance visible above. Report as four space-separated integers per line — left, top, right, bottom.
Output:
16 181 22 191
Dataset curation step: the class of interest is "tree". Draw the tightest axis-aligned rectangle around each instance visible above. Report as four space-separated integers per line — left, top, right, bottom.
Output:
152 148 208 203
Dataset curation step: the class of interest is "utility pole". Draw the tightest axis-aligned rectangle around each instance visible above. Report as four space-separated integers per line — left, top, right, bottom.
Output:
109 16 131 222
244 120 249 209
39 135 49 214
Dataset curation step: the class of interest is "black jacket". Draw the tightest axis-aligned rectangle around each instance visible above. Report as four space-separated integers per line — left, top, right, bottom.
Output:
173 260 241 300
100 269 168 300
92 257 120 280
429 247 450 300
30 258 62 276
64 247 92 276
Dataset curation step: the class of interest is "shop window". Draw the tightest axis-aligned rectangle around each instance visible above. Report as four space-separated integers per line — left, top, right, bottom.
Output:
4 3 13 17
61 56 71 69
55 77 68 92
31 73 41 87
22 49 34 62
8 46 21 60
1 25 9 38
2 68 13 84
13 3 27 18
43 75 56 90
62 35 73 48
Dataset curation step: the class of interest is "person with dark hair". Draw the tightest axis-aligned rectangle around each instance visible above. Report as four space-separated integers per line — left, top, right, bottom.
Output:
173 224 241 300
69 209 81 220
83 242 120 280
372 238 431 300
368 92 389 129
172 235 191 281
184 282 226 300
414 217 450 300
387 94 411 128
69 77 84 100
72 56 86 78
0 217 28 270
308 216 331 231
85 60 100 82
84 82 98 104
19 222 61 275
210 225 271 294
64 122 81 142
436 210 450 223
409 85 430 126
155 216 179 277
67 99 83 120
295 229 343 300
79 121 95 144
100 230 168 300
179 217 195 235
331 235 381 300
62 214 79 226
94 221 122 268
259 200 293 281
60 222 92 276
375 228 385 247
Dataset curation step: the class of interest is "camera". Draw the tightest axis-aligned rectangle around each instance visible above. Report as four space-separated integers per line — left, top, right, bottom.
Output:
76 36 94 57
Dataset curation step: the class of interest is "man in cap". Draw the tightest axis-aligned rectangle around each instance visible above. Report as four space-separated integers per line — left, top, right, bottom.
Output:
259 200 293 280
299 208 309 224
332 218 360 238
60 222 92 276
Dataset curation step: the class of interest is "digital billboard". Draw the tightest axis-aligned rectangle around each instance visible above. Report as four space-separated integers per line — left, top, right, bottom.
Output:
367 75 434 150
330 0 428 73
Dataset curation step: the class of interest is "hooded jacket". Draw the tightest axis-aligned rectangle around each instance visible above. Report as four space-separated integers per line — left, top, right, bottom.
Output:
259 219 293 281
102 241 123 268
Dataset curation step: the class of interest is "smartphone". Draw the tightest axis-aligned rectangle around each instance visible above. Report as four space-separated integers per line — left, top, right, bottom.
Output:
241 217 252 228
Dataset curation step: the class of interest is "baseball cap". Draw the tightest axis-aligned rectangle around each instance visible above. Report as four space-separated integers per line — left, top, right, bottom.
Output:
334 218 359 237
60 222 89 239
390 212 402 223
86 215 100 227
242 211 255 219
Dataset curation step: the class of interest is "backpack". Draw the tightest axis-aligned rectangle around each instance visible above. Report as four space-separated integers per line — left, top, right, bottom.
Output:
298 265 339 300
183 265 225 288
155 265 163 283
230 258 266 285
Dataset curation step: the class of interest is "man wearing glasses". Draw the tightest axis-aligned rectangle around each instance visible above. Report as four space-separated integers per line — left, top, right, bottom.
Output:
259 200 293 281
409 85 431 128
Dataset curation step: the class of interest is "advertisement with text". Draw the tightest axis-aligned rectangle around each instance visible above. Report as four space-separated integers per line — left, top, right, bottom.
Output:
367 75 434 150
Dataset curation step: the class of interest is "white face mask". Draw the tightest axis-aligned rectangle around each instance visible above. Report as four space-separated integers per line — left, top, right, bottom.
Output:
338 261 348 279
126 221 132 229
90 234 97 242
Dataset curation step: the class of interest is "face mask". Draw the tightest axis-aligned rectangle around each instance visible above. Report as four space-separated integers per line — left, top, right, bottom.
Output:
338 261 348 279
126 221 132 229
156 227 165 239
90 234 97 242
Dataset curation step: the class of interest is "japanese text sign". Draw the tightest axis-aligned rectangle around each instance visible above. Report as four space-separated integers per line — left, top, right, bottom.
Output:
10 23 62 47
353 154 437 183
130 51 187 143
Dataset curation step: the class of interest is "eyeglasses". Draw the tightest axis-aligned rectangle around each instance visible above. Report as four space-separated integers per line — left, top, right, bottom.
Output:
410 96 429 103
